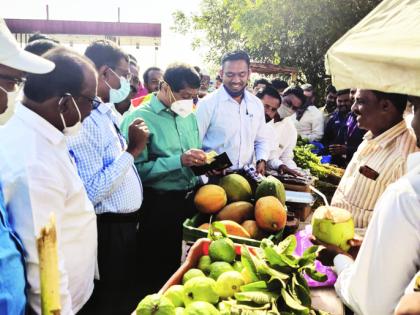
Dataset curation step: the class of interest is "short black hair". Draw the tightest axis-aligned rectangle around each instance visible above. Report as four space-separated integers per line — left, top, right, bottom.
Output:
143 67 162 84
372 90 407 115
256 86 281 103
271 79 288 90
84 40 128 70
253 78 271 89
24 39 60 56
24 47 96 103
283 85 306 105
163 63 200 93
216 75 222 82
28 32 59 43
325 84 337 95
337 89 350 96
221 50 250 67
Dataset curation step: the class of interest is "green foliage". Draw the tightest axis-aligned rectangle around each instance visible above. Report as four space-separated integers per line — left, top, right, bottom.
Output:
232 236 328 314
172 0 381 99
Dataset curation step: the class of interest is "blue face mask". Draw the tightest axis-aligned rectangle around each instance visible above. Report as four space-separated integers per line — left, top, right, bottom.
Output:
105 68 130 104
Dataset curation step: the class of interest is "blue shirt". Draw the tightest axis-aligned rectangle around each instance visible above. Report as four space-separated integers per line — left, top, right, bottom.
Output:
0 185 26 315
67 102 143 214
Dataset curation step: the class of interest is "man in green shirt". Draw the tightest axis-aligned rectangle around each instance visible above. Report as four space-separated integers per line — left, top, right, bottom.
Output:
120 63 206 296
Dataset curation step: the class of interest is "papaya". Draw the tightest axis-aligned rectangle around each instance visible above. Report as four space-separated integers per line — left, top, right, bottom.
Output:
218 220 251 238
197 221 251 238
218 174 252 202
194 184 227 214
255 176 286 205
241 220 267 240
198 223 210 231
215 201 254 224
255 196 287 232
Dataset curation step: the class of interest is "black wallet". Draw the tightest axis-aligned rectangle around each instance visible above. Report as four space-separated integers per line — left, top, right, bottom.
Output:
191 152 232 176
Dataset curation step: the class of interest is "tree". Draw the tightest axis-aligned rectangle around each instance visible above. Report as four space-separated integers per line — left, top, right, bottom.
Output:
172 0 382 104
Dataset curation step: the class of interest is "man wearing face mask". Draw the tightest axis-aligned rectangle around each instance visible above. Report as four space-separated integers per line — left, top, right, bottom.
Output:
0 19 55 315
259 86 305 177
120 63 205 296
0 47 98 315
66 40 149 315
196 50 272 174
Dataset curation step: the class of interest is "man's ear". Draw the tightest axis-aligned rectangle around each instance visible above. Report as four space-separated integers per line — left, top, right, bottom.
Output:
380 98 393 113
57 95 71 114
219 69 224 79
98 65 109 80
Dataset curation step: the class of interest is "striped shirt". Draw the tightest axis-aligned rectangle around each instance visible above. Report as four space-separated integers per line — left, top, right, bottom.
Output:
67 102 143 214
331 120 418 228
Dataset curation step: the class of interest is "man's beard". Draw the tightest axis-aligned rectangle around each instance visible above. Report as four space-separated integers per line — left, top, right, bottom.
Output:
224 85 246 98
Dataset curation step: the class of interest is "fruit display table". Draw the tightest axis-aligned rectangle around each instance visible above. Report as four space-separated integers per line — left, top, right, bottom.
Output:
151 238 345 315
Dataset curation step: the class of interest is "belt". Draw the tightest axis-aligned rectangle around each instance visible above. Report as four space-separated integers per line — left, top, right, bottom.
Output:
96 210 140 223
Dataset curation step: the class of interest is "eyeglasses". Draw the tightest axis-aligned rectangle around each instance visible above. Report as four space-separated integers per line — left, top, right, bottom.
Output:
0 74 26 90
108 67 132 81
80 94 101 108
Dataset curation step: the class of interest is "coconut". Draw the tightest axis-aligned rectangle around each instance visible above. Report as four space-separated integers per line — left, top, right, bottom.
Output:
311 206 355 251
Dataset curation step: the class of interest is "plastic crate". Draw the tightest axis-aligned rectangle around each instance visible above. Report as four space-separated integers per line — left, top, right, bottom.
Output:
182 213 283 247
159 238 257 294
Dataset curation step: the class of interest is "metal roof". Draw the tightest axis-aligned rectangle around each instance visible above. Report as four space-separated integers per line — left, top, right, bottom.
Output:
5 18 161 38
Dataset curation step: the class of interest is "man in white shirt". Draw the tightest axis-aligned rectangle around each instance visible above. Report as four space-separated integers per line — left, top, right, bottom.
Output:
256 86 305 176
293 83 324 141
196 50 271 174
314 95 420 315
0 47 98 315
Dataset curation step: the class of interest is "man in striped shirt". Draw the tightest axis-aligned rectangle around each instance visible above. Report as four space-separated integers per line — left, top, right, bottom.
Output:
331 89 418 229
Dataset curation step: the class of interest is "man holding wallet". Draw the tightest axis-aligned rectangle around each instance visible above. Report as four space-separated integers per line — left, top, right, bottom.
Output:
120 63 206 297
331 89 418 229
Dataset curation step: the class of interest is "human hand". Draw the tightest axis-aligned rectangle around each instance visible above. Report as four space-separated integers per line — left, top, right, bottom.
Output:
181 149 207 167
310 235 363 266
256 160 266 175
279 164 303 177
329 144 347 155
127 119 149 158
395 292 420 315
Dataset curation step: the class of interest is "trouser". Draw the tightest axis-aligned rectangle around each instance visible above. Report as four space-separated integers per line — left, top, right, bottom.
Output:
78 210 140 315
136 187 196 299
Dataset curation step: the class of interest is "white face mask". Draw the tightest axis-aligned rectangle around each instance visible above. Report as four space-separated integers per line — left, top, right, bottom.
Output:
0 85 21 114
105 68 131 104
59 96 82 137
171 99 194 118
278 104 295 118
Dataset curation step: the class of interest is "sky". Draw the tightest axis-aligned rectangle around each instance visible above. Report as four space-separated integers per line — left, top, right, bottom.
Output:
2 0 210 75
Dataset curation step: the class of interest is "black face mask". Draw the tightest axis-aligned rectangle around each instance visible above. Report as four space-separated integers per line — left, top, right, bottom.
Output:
224 85 245 98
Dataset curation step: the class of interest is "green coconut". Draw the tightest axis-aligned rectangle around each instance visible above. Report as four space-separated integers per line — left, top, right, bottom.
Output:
311 206 355 251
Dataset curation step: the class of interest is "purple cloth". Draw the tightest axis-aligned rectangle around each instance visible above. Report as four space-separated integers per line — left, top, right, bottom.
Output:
294 225 337 287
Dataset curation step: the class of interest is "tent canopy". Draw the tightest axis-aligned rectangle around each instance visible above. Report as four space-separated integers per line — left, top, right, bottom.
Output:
325 0 420 97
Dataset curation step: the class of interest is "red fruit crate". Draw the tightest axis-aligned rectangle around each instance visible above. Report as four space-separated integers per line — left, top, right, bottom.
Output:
159 238 257 294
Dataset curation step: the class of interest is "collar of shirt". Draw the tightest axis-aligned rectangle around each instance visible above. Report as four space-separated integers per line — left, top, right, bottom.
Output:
150 94 171 114
14 102 64 146
96 102 113 114
219 84 251 104
363 120 408 149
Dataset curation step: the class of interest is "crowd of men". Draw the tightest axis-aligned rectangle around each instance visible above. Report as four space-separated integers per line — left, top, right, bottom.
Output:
0 18 419 315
